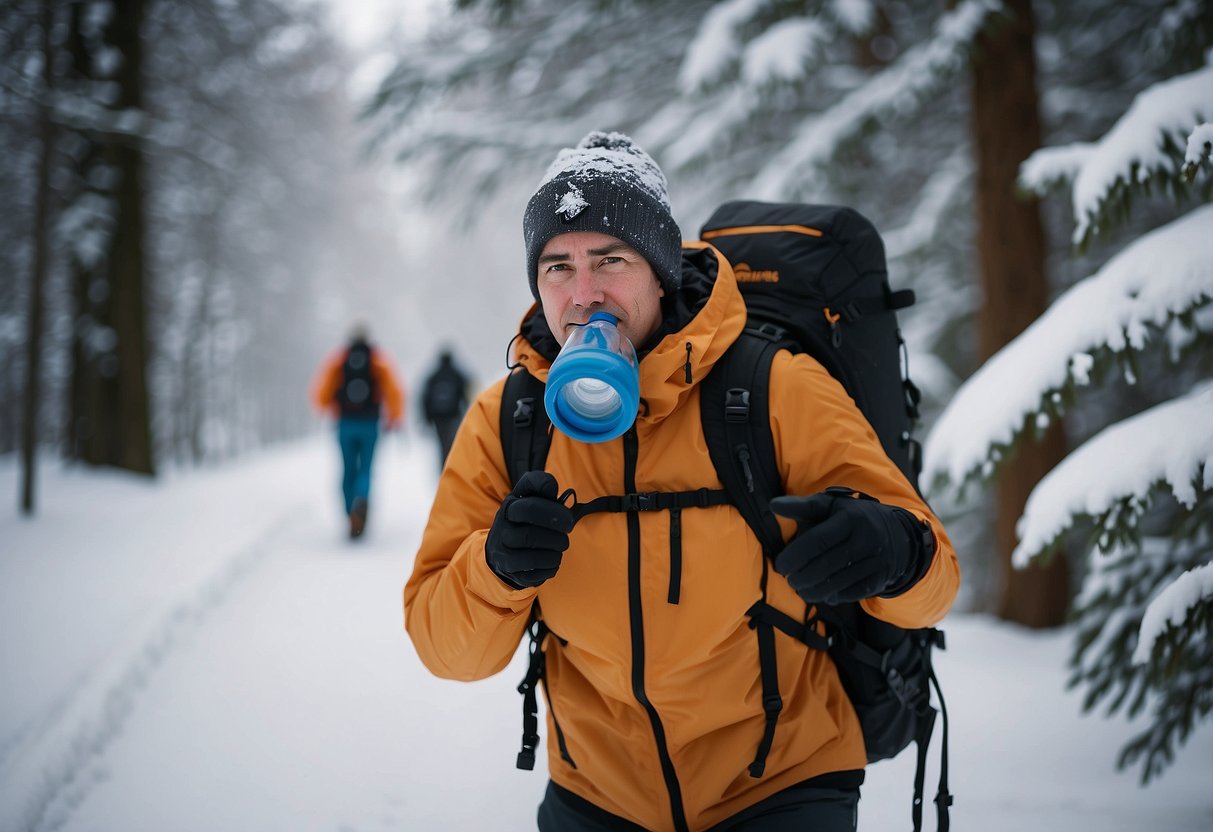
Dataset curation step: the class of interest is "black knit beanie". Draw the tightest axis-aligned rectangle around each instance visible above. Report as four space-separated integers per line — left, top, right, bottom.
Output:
523 131 682 299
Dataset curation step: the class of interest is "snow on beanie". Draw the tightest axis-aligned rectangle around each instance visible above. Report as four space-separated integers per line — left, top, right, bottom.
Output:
523 131 682 299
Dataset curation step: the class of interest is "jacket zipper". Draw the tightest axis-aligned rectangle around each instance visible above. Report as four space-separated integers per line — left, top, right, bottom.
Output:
539 671 577 768
625 427 689 832
667 509 682 605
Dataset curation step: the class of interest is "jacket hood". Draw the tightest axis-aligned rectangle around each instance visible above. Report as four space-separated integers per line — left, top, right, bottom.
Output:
511 243 747 426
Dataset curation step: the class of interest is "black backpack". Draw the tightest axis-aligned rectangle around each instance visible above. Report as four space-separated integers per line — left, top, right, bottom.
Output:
337 341 379 418
424 367 466 421
500 201 951 832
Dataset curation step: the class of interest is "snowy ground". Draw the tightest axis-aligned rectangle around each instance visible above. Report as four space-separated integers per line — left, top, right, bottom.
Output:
1 433 1210 831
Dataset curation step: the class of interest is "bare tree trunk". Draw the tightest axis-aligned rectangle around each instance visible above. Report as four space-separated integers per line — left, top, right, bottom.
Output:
66 0 154 475
106 0 153 473
971 0 1070 627
20 0 55 514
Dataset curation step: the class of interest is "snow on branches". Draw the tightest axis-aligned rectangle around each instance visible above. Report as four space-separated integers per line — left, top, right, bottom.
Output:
923 205 1213 494
1021 63 1213 246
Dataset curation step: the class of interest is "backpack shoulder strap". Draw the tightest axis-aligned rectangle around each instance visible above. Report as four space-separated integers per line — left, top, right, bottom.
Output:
499 368 556 771
500 368 552 485
700 327 793 779
700 328 788 556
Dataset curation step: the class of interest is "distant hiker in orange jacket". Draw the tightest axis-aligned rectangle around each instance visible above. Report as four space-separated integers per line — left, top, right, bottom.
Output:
312 325 404 538
405 133 959 830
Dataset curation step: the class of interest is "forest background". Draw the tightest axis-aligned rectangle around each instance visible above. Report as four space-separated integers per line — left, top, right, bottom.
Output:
2 0 1210 794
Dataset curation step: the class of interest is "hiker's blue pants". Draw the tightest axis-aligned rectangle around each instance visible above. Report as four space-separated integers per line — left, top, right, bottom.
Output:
337 418 379 514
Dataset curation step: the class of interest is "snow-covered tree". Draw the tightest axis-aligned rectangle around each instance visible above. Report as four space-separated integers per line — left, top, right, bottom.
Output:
1 0 410 474
924 50 1213 782
366 0 995 234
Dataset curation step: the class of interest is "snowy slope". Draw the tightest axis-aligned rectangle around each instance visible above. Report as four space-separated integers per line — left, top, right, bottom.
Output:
1 436 1210 831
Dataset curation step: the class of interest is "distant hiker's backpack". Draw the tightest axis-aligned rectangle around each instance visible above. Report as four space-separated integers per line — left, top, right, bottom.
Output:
424 369 465 421
337 341 379 418
501 201 951 832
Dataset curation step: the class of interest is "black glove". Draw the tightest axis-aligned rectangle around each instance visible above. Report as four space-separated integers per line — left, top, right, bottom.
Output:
485 471 575 589
770 488 935 605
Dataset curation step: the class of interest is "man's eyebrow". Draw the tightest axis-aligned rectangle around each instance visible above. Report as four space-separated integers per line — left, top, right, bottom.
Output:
538 242 636 264
588 242 637 256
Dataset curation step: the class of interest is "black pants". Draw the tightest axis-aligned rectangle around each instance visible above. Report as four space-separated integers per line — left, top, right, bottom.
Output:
432 416 460 468
537 776 860 832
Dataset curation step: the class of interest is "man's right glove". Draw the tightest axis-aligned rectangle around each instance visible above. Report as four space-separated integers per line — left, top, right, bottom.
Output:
485 471 575 589
770 488 935 606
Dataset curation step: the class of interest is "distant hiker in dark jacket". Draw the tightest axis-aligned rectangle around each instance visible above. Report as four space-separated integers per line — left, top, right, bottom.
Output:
420 348 471 470
311 325 404 538
405 132 959 831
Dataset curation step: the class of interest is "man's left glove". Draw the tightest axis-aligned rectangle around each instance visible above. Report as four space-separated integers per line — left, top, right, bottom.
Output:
770 489 935 606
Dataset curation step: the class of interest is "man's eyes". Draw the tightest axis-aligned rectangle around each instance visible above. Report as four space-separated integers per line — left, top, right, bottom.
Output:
544 255 626 275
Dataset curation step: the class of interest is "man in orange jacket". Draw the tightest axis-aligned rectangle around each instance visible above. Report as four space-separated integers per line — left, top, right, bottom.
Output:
405 133 959 830
312 324 404 538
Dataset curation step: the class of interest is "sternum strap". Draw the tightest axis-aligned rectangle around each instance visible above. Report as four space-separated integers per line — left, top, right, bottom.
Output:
571 488 731 522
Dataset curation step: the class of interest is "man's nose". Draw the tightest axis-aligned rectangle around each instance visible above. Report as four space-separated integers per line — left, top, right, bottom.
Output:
570 270 605 307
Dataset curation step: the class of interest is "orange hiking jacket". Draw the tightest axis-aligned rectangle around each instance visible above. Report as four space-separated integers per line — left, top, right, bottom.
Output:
311 345 405 424
405 244 958 831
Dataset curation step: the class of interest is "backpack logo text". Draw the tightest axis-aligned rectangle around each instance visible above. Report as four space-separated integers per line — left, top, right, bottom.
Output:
732 262 780 283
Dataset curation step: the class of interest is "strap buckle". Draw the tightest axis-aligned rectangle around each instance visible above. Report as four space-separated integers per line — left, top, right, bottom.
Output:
516 742 538 771
513 396 535 428
748 322 787 342
624 492 659 511
725 388 751 423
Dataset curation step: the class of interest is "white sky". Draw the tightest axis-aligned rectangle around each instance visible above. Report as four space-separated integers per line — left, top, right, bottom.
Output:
1 441 1210 830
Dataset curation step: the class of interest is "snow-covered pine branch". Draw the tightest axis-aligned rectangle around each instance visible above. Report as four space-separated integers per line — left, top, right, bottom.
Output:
883 149 972 260
1011 382 1213 568
1018 142 1095 195
679 0 770 93
746 0 1002 201
666 6 841 172
1064 531 1211 782
1134 560 1213 665
923 204 1213 494
679 0 882 95
740 17 831 88
829 0 876 36
1045 63 1213 246
364 0 695 197
1183 122 1212 181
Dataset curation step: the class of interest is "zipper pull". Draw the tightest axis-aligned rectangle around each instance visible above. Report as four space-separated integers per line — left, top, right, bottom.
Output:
824 307 842 348
737 444 755 493
668 509 682 605
684 341 693 383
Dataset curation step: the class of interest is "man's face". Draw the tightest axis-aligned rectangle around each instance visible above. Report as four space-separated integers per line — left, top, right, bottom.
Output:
536 231 665 348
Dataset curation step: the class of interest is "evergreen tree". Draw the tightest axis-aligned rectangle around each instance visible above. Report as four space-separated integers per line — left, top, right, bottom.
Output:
63 0 155 475
969 0 1070 627
924 20 1213 780
0 0 408 470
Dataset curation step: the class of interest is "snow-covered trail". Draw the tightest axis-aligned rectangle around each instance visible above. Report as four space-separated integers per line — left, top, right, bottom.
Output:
1 435 1210 831
0 434 548 831
48 477 546 831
